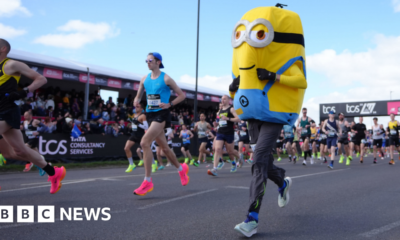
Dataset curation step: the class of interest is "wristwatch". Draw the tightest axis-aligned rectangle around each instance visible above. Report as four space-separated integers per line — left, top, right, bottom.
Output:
23 87 29 93
170 101 173 107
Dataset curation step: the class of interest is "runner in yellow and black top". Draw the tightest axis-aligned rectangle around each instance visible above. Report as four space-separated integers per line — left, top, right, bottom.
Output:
0 38 66 194
309 120 318 164
387 113 400 165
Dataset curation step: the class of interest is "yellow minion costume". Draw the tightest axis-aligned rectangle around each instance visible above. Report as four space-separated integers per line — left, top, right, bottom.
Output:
233 6 305 237
230 6 306 126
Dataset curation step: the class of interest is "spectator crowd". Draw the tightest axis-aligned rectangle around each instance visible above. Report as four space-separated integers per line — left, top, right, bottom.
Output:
16 85 219 137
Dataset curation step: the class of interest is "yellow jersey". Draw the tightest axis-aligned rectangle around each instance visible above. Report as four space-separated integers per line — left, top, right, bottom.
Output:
0 58 21 111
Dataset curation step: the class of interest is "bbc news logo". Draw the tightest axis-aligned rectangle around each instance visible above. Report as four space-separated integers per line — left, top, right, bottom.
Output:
0 206 111 223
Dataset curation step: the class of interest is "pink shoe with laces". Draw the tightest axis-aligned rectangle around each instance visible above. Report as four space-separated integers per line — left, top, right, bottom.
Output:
133 179 154 196
48 166 66 194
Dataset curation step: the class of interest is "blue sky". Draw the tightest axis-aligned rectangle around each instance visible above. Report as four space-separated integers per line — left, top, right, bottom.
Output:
2 0 400 122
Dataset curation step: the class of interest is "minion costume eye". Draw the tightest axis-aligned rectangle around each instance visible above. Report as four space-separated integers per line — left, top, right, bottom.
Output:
231 19 275 49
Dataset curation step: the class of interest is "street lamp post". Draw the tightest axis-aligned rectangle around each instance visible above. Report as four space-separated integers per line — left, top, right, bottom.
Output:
193 0 200 155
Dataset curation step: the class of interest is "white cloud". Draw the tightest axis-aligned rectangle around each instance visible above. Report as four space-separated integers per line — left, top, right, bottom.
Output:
33 20 120 49
0 23 26 38
393 0 400 12
179 74 232 91
0 0 31 17
305 34 400 121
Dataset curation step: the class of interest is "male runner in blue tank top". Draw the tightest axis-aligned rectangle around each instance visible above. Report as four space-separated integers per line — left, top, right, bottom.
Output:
133 52 188 196
322 111 342 169
0 39 66 194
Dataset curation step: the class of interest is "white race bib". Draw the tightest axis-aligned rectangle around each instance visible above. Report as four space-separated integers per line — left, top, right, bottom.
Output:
276 139 281 143
219 120 227 127
132 124 137 131
285 133 292 138
147 94 161 110
328 131 335 137
320 134 327 139
301 129 308 134
390 129 397 135
198 131 205 136
361 139 367 144
240 131 246 136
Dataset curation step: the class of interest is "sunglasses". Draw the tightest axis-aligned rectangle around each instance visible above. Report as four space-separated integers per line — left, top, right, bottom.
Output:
145 59 156 63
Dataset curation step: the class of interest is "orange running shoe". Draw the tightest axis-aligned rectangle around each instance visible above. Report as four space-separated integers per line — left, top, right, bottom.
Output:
134 179 154 196
48 166 66 194
23 162 33 172
389 160 395 165
179 163 190 186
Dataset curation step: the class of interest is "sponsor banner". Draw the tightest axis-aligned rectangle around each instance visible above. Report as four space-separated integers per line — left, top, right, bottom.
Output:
43 68 63 79
186 91 194 99
30 65 43 75
211 96 220 102
204 95 211 101
319 101 389 119
95 76 108 86
133 82 140 91
62 71 79 81
36 134 202 162
197 93 204 101
79 73 95 84
387 101 400 115
122 81 134 90
107 78 122 88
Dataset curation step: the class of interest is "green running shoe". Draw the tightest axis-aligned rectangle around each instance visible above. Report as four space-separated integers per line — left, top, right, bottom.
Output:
193 161 199 167
301 152 304 157
138 160 144 167
152 163 157 173
346 157 351 166
339 155 344 164
189 159 194 165
317 152 321 158
356 152 360 158
125 164 136 173
277 157 282 162
184 158 189 164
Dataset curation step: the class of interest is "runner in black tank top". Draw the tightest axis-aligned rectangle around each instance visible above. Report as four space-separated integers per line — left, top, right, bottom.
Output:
0 38 64 194
124 103 148 173
208 95 241 176
322 111 342 169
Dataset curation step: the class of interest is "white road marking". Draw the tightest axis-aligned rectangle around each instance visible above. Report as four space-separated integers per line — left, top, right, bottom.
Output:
138 189 218 210
225 169 350 190
359 220 400 238
0 179 96 193
101 178 122 181
226 186 249 190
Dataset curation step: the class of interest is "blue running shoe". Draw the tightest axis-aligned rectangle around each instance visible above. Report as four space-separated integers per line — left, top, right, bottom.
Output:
231 164 237 173
217 161 225 170
328 163 334 169
158 166 165 170
207 168 218 176
234 215 258 237
35 165 46 176
278 177 292 207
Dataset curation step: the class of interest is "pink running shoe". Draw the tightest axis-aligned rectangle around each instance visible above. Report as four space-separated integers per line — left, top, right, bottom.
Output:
179 163 190 186
48 166 66 194
23 162 33 172
134 179 154 196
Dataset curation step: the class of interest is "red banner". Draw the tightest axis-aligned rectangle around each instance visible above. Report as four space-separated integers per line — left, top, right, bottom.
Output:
197 93 204 101
79 73 95 84
211 96 220 102
107 78 122 88
133 82 140 91
43 68 62 79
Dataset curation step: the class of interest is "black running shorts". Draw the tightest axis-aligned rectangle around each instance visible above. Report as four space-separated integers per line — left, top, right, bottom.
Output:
0 106 21 129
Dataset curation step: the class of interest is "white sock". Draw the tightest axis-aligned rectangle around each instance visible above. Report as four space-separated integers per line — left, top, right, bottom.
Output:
144 177 151 182
152 159 155 164
178 165 183 172
128 157 133 165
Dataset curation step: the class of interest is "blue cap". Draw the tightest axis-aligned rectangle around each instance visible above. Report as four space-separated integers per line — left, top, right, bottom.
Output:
329 110 335 115
152 52 164 68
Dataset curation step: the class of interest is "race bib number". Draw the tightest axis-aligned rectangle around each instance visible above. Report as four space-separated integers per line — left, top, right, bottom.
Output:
285 133 292 138
311 134 316 138
147 94 161 110
198 131 205 136
276 139 280 143
301 129 308 134
361 139 367 144
219 120 227 127
25 131 33 136
240 131 246 136
132 124 137 131
328 131 335 137
390 129 397 135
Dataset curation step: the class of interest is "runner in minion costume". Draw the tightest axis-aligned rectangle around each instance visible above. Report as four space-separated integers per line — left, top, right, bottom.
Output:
230 6 307 237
